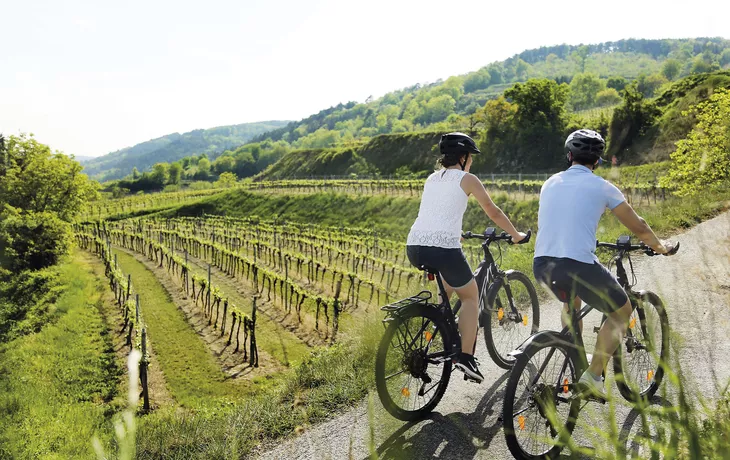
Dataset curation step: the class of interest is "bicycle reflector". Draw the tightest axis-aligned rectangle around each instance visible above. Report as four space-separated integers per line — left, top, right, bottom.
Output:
522 315 528 326
647 370 654 381
563 378 569 394
427 273 435 281
629 317 636 329
424 331 433 341
401 387 411 397
518 415 526 430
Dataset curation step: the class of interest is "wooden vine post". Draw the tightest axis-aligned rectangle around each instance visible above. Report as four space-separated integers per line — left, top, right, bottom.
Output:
140 328 150 413
332 280 342 341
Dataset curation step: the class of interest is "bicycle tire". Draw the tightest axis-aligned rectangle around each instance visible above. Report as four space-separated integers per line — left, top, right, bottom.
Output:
375 304 453 421
503 340 580 460
483 270 540 369
613 290 669 402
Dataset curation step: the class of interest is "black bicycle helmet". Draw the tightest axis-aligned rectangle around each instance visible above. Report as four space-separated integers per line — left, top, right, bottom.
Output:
565 129 605 161
439 132 480 156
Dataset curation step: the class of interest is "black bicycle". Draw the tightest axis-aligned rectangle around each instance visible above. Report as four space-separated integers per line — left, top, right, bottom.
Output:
374 228 538 421
502 236 678 460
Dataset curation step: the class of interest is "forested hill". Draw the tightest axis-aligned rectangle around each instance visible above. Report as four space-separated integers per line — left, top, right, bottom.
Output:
250 38 730 149
83 120 289 181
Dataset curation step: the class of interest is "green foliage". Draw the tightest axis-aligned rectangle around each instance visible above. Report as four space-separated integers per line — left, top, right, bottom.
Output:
636 73 669 97
0 134 99 221
0 206 72 271
660 89 730 196
595 88 622 107
0 266 62 342
662 58 682 80
607 76 627 92
168 162 182 185
569 73 605 110
83 120 290 181
485 79 569 171
214 171 238 188
606 82 660 161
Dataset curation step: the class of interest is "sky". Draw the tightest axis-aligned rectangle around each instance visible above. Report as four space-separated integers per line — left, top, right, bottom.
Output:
1 0 728 158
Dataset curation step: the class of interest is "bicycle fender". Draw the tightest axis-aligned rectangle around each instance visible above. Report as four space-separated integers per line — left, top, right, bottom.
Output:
507 331 565 359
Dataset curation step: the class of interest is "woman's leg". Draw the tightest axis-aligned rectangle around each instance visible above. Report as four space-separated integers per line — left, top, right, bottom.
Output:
453 279 479 355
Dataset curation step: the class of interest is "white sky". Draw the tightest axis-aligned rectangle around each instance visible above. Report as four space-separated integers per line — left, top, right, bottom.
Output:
1 0 727 157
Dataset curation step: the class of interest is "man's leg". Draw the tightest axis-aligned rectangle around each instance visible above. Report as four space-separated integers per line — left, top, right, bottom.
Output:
588 299 632 377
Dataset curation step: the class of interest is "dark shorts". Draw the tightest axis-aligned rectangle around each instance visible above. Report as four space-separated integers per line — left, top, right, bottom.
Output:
406 245 474 289
533 256 628 314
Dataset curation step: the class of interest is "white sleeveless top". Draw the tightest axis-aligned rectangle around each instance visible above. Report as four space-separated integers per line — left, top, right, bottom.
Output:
406 169 468 249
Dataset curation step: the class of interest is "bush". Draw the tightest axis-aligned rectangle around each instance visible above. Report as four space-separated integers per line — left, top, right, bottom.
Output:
660 89 730 196
0 207 72 271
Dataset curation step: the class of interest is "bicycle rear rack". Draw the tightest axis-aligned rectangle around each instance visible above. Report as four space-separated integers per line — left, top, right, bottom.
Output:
380 290 432 313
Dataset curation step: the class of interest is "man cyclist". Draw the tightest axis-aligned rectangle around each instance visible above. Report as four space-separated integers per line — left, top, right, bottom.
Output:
533 129 677 398
406 132 527 383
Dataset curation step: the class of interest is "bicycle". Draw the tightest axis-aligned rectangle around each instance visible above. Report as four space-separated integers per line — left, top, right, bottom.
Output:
374 228 537 421
502 236 679 459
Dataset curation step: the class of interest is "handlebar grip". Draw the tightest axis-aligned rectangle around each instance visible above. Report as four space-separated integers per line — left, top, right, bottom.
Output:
519 230 532 245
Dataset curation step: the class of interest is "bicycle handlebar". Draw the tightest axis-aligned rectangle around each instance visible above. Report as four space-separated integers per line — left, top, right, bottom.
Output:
596 239 680 257
463 228 532 245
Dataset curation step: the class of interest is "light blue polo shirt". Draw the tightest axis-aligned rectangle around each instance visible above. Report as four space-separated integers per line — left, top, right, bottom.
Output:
534 165 626 264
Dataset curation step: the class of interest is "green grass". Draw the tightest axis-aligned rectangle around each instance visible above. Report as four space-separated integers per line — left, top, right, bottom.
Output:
113 250 269 407
135 319 382 458
0 251 121 459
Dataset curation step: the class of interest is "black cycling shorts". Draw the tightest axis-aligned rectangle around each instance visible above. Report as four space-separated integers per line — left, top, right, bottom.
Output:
406 245 474 289
533 256 629 314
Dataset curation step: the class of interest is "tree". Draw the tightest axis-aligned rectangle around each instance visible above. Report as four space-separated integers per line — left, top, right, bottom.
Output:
214 172 238 188
690 55 720 74
606 83 660 160
636 73 668 98
721 49 730 68
150 162 169 186
571 45 590 73
196 157 211 179
0 207 72 271
0 134 98 221
569 73 604 110
132 167 141 179
463 69 492 93
213 155 235 174
661 59 681 80
607 76 627 92
168 162 182 184
488 79 570 170
660 89 730 196
595 88 622 107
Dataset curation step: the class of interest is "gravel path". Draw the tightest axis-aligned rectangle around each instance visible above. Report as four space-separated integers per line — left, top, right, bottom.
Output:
256 211 730 460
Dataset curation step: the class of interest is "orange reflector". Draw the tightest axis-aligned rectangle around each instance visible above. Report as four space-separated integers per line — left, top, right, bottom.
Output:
424 331 433 341
522 315 528 326
629 318 636 329
518 415 526 430
401 387 410 397
563 378 569 394
647 370 654 381
497 308 504 321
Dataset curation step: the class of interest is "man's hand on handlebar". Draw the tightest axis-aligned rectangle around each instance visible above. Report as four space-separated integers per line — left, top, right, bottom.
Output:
511 231 529 244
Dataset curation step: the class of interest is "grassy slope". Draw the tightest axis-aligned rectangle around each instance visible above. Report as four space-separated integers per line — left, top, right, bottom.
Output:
0 251 121 459
113 250 268 407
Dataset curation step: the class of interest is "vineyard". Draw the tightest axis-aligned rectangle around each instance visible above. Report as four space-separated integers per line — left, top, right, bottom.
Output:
73 214 488 407
85 175 672 221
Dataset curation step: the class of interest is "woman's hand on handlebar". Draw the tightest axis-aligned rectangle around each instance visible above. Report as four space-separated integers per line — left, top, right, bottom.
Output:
646 240 679 256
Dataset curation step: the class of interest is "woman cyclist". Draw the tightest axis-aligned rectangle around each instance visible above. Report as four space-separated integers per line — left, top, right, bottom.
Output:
406 132 527 382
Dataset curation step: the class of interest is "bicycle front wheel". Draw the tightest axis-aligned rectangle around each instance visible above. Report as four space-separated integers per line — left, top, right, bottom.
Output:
375 304 453 421
503 340 580 460
483 270 540 369
613 290 669 401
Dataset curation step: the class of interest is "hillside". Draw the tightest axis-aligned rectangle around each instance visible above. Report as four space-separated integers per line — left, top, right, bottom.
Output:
254 69 730 178
83 120 289 181
250 38 730 151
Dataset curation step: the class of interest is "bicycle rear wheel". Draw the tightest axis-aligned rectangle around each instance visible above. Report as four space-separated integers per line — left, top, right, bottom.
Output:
375 304 453 421
503 340 580 460
613 291 669 401
483 270 540 369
